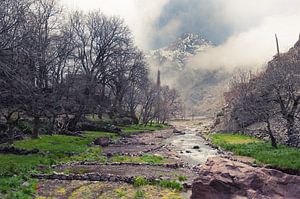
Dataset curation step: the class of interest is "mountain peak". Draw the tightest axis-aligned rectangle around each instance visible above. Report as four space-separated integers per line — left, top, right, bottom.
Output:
168 33 213 54
148 33 212 70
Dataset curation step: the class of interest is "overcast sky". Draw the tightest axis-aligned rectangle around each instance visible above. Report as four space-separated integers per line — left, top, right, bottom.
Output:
61 0 300 69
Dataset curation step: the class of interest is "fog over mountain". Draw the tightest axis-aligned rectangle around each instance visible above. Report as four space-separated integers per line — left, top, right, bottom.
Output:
147 33 230 116
62 0 300 115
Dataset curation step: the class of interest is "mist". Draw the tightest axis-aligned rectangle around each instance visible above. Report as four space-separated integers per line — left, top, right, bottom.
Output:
184 1 300 71
62 0 170 50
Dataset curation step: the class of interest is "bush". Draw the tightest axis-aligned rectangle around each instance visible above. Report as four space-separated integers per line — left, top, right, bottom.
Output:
134 190 145 199
134 176 148 187
158 180 183 191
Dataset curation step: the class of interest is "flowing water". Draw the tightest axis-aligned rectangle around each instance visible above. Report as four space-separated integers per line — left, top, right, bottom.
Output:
166 120 218 166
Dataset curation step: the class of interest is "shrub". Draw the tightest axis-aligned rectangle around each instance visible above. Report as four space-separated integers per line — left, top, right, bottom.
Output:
134 176 148 187
134 190 145 199
158 180 183 191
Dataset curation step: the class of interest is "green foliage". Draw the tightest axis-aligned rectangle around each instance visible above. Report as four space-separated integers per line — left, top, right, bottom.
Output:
114 188 127 197
121 123 169 134
177 176 187 182
0 175 37 199
133 177 183 191
13 131 116 154
211 133 300 170
0 131 117 198
158 180 183 191
0 154 52 177
111 154 165 164
134 190 145 199
134 176 148 187
60 147 106 163
211 133 260 145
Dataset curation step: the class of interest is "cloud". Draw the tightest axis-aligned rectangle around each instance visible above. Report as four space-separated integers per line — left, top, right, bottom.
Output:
62 0 300 70
61 0 170 49
187 10 300 70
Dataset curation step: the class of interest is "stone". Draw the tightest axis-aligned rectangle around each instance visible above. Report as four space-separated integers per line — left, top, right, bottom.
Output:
93 137 111 147
193 146 200 149
185 150 192 153
191 157 300 199
173 129 185 135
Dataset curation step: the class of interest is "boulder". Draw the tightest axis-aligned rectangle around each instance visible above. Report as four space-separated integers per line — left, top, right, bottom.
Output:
191 157 300 199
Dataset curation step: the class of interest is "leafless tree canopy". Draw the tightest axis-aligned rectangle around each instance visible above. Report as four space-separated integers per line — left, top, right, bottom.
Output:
224 40 300 147
0 0 181 142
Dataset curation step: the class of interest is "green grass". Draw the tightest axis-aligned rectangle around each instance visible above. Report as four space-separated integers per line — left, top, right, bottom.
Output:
210 133 300 170
0 154 51 199
178 176 187 182
134 176 149 187
0 131 117 198
133 176 183 191
0 176 38 199
12 131 116 154
0 154 53 177
134 190 145 199
121 123 169 134
158 180 183 191
211 133 260 145
110 154 165 164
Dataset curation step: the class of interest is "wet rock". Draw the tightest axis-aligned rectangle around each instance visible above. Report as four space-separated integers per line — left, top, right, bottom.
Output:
93 137 111 147
173 129 185 135
191 157 300 199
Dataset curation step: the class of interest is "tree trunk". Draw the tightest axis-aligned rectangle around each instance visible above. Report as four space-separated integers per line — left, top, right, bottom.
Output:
266 120 277 148
7 122 14 144
286 114 296 146
32 116 40 139
68 113 81 131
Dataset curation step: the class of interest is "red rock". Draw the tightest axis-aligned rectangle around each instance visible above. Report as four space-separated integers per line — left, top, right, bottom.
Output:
191 157 300 199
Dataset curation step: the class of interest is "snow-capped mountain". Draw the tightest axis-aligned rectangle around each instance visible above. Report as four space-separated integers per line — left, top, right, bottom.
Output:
147 33 229 116
148 33 212 70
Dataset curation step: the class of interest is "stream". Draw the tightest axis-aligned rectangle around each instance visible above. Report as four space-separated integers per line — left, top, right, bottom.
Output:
166 120 218 166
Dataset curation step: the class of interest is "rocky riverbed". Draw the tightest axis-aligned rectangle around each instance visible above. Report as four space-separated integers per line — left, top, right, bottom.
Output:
35 119 300 199
36 120 221 198
165 120 218 165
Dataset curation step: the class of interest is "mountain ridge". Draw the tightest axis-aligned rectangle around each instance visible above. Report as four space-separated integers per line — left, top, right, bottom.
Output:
147 33 228 116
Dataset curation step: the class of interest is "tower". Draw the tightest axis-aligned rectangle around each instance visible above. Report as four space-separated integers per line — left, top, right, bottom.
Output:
156 69 161 88
275 34 280 57
155 68 162 123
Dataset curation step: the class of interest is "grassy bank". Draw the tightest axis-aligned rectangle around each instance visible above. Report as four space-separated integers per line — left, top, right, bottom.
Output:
121 123 169 134
0 123 169 198
210 133 300 170
0 131 116 198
